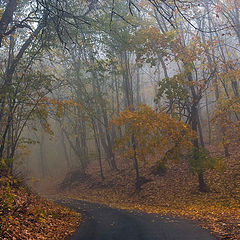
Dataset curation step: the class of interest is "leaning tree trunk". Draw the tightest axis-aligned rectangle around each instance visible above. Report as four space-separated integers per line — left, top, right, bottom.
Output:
60 126 71 169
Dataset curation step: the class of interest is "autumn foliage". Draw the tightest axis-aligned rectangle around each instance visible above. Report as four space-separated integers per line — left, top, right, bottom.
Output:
213 97 240 151
110 104 195 165
2 0 240 239
0 176 80 239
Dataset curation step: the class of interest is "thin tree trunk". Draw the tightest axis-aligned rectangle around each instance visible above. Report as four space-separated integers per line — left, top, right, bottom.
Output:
39 133 46 178
92 120 104 180
136 68 141 104
132 134 140 189
60 126 71 169
205 94 211 144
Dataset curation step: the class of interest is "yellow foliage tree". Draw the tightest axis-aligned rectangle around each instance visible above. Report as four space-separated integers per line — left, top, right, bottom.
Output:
212 97 240 156
110 104 195 186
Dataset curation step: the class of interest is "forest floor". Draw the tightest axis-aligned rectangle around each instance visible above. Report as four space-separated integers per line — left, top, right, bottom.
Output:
0 176 80 240
36 145 240 240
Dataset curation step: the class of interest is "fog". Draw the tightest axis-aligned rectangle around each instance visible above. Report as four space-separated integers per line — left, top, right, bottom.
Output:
0 0 239 193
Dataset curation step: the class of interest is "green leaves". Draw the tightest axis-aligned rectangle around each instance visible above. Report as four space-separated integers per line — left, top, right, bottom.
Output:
187 147 224 174
156 75 189 104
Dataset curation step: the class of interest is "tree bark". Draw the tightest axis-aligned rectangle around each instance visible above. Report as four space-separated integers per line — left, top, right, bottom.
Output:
0 0 17 47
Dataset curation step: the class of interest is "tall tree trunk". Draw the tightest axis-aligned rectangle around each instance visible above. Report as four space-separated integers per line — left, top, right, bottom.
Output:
96 120 113 170
92 120 104 180
60 125 71 169
191 104 208 192
132 134 140 189
39 133 46 178
136 68 141 104
101 108 117 170
197 112 205 148
76 136 87 173
187 69 208 192
205 93 211 144
121 51 140 187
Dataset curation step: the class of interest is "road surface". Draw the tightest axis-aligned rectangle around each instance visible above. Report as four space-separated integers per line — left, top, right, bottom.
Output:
61 199 217 240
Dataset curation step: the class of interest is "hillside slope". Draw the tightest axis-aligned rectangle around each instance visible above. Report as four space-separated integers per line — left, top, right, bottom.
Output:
58 146 240 240
0 176 80 240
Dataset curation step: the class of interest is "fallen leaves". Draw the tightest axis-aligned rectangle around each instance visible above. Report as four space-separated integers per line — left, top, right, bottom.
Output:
51 145 240 240
0 176 80 240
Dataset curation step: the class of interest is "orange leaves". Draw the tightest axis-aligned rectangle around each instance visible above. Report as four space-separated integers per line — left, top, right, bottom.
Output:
217 66 240 83
212 97 240 147
63 143 240 240
34 97 83 135
38 97 82 119
0 176 80 240
110 104 195 163
130 27 176 66
49 97 82 109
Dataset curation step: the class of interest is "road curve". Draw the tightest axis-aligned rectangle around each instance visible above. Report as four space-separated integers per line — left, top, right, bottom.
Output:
61 199 217 240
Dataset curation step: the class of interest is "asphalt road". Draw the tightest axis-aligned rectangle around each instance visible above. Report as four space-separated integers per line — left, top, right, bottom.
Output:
61 199 217 240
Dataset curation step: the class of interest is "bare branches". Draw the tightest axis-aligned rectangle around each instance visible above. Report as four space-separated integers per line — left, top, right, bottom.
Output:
128 0 140 16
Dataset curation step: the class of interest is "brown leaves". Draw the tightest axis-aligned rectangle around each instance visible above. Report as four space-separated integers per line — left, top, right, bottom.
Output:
59 145 240 240
212 97 240 148
0 177 80 240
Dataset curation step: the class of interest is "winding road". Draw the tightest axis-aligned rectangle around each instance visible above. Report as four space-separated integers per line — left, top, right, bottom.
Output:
61 199 217 240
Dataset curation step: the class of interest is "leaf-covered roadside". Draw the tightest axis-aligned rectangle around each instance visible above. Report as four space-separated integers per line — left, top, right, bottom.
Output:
0 176 80 240
59 146 240 240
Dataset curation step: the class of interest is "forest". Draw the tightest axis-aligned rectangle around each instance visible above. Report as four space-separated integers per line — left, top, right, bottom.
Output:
1 0 240 239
